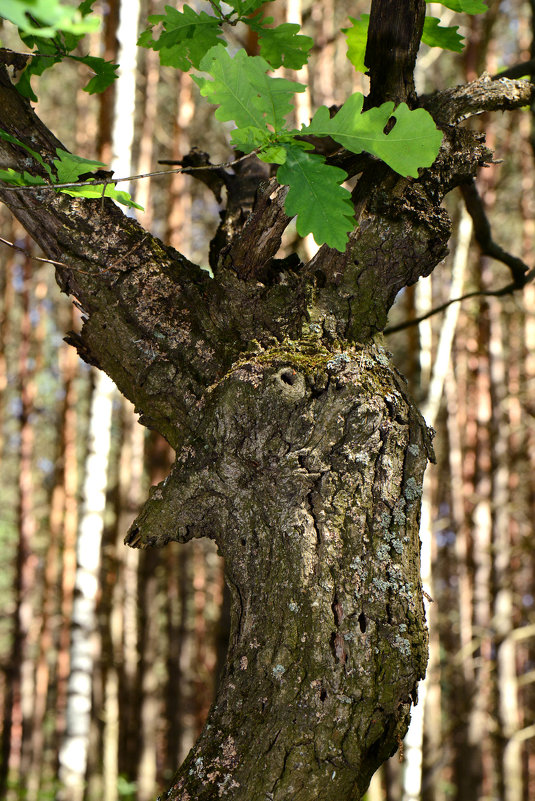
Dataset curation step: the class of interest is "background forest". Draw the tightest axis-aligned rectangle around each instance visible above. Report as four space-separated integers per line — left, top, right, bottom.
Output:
0 1 534 800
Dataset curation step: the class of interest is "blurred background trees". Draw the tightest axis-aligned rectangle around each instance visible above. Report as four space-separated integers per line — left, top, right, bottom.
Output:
0 1 534 799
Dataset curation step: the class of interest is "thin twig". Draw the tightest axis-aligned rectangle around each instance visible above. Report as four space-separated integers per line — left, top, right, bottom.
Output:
207 0 224 17
386 177 533 335
0 48 59 60
0 235 69 267
0 233 150 275
385 271 535 335
460 178 529 286
0 150 261 192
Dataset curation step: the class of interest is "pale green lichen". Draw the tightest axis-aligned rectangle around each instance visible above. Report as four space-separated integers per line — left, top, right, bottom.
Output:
393 506 406 526
375 345 392 366
404 477 422 501
380 511 391 530
394 635 411 656
326 352 350 371
376 544 389 561
353 451 370 466
373 577 390 592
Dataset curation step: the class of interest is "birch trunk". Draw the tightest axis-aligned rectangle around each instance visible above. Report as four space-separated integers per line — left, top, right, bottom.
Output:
58 0 141 792
57 370 115 801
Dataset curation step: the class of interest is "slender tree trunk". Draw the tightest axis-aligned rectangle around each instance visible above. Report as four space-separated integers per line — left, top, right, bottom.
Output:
57 369 115 801
402 204 471 801
489 296 522 801
55 308 81 759
112 401 143 785
0 208 14 461
136 547 161 801
166 74 194 256
27 320 78 801
0 252 38 800
163 541 204 774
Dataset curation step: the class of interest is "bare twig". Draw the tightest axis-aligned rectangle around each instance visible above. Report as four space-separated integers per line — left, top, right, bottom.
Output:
460 178 529 286
0 235 69 267
0 47 58 61
385 270 535 335
0 149 261 192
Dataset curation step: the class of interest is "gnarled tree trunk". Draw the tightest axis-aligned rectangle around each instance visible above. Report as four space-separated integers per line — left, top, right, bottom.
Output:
1 0 533 797
133 342 432 800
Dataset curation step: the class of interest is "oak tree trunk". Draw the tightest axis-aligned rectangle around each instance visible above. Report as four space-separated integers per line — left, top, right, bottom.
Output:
0 0 533 795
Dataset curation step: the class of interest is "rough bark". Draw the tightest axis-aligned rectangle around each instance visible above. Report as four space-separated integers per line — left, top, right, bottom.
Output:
365 0 426 107
144 345 433 800
1 11 534 795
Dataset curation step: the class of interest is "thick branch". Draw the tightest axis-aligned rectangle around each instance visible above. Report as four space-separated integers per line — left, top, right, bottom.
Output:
0 66 306 444
421 73 535 126
365 0 426 107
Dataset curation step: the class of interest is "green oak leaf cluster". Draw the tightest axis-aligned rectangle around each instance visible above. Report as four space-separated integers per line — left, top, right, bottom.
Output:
0 0 98 37
344 1 488 72
196 46 442 250
194 46 304 132
0 0 117 99
278 146 355 252
303 96 443 179
138 0 313 72
0 130 141 210
0 0 491 251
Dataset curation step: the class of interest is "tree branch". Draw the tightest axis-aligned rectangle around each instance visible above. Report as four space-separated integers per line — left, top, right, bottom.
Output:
384 271 535 335
460 178 529 286
493 59 535 80
365 0 426 107
421 73 535 126
0 64 291 445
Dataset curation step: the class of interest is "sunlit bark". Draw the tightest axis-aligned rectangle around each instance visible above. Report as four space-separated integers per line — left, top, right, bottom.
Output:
1 0 534 795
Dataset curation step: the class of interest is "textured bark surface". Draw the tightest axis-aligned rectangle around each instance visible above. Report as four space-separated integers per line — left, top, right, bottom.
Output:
1 2 534 795
139 343 433 801
365 0 426 107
